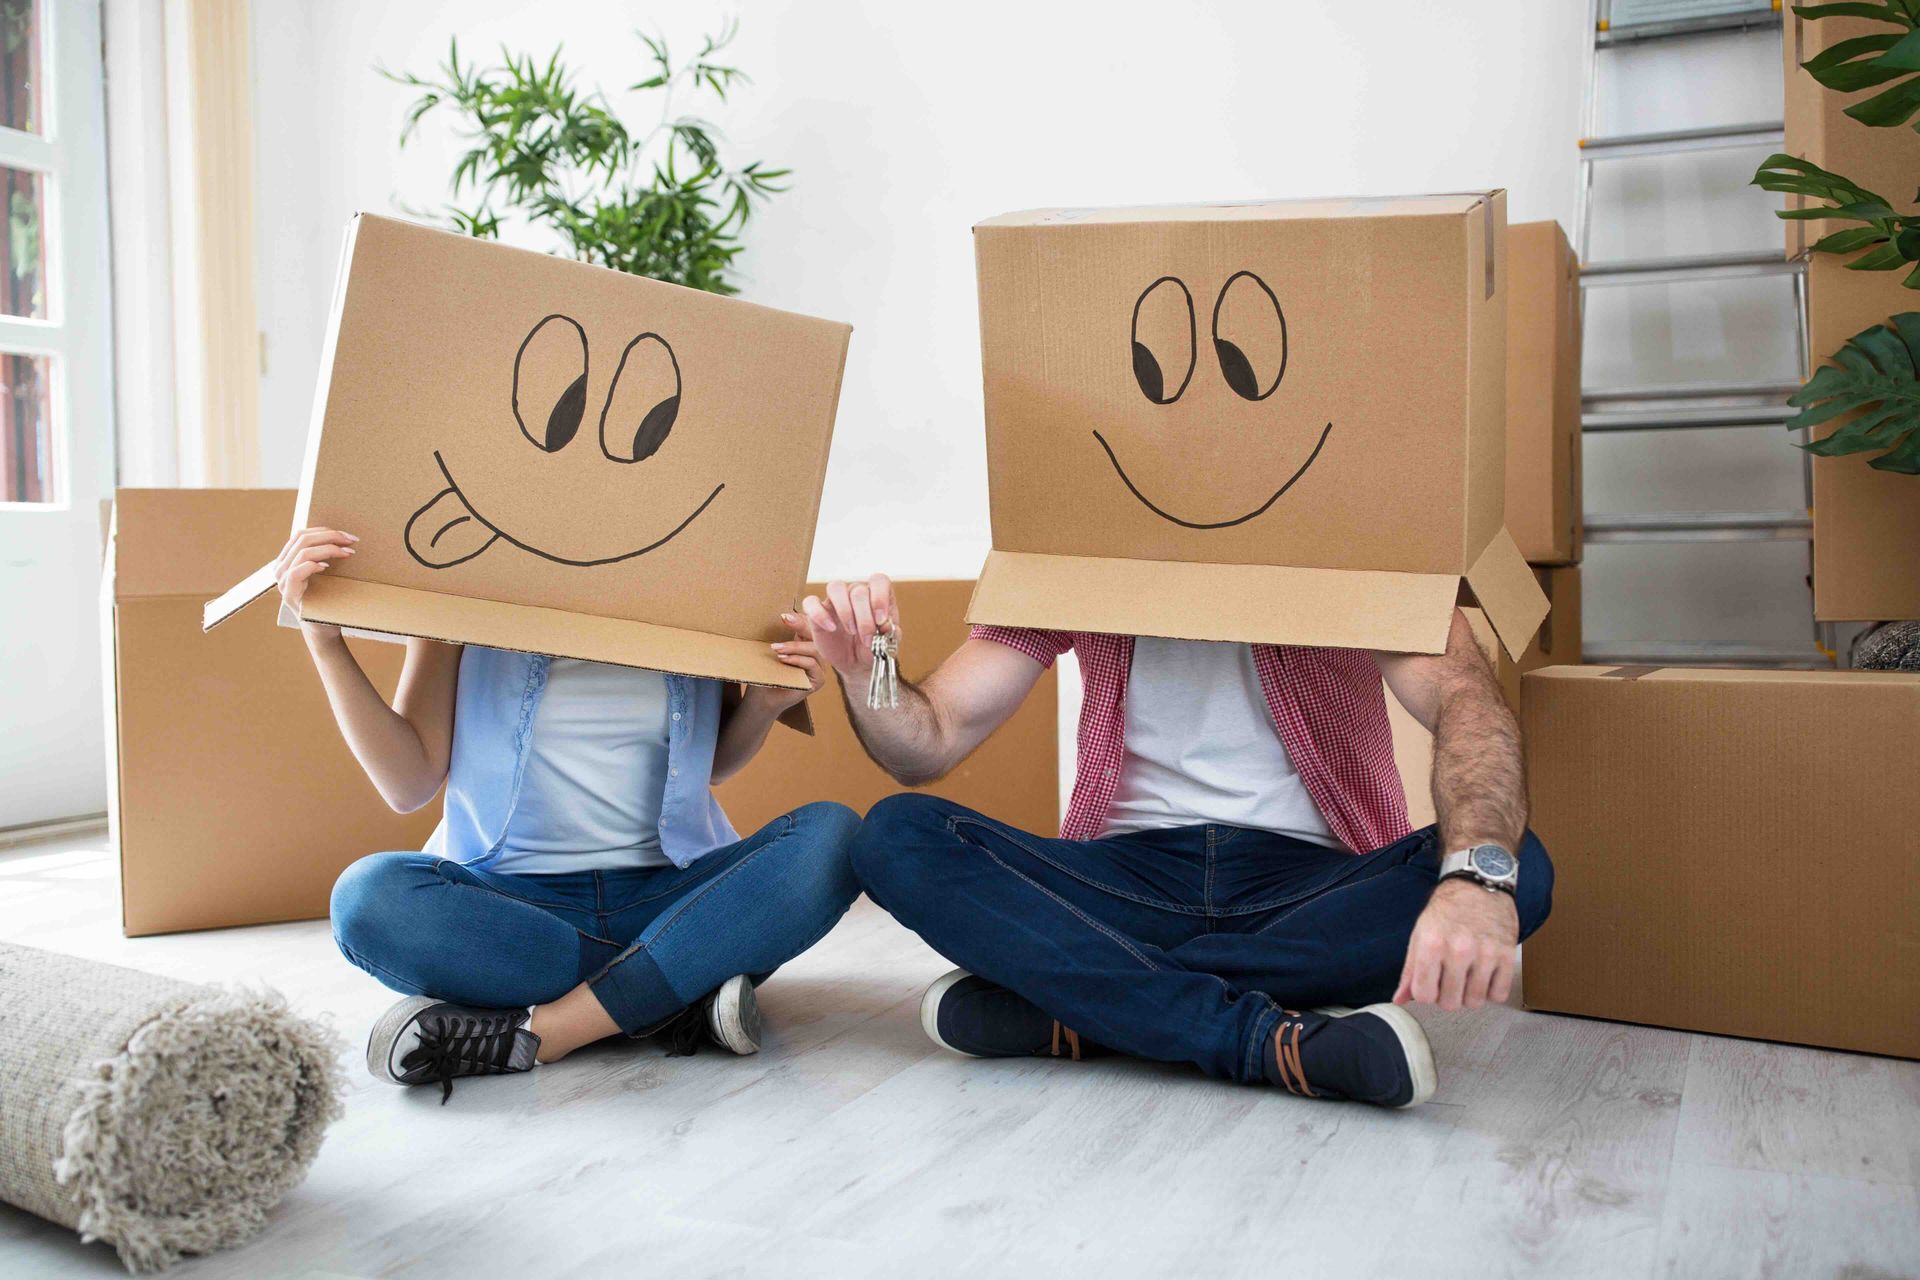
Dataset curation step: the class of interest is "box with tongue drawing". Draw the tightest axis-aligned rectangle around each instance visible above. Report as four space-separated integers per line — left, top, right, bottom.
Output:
204 214 850 713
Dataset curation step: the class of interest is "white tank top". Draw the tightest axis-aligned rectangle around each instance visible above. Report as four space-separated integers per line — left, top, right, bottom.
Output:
1102 637 1339 847
496 658 675 872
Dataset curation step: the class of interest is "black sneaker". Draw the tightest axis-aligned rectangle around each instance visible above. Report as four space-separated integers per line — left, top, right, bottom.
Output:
919 968 1109 1060
645 973 763 1058
366 996 540 1104
1268 1004 1437 1108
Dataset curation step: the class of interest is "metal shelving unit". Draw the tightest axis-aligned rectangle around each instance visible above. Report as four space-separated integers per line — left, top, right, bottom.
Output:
1577 0 1827 666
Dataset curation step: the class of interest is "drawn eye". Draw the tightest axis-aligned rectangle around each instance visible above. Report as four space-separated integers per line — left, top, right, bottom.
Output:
1212 271 1286 401
1130 276 1195 405
600 332 681 464
513 314 589 452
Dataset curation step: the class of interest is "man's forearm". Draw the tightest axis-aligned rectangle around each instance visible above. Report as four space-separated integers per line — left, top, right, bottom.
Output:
1429 672 1527 853
838 667 955 786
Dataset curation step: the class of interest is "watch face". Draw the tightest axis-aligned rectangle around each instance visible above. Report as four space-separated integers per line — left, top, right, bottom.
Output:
1472 845 1517 878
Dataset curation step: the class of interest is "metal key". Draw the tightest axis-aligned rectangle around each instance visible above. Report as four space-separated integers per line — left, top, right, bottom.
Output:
867 623 900 710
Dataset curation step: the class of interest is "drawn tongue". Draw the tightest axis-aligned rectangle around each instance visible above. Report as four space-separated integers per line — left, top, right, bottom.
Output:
404 486 499 568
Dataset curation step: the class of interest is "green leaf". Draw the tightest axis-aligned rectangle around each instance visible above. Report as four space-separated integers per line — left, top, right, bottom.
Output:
1788 312 1920 473
1803 32 1907 92
1793 2 1916 21
1811 226 1891 252
1846 63 1920 126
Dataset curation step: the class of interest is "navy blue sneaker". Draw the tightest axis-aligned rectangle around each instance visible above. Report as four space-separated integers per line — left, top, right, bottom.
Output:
1268 1004 1436 1108
920 969 1110 1061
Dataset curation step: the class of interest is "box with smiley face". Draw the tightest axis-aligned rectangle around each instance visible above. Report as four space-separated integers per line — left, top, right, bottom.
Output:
204 215 850 696
965 191 1547 660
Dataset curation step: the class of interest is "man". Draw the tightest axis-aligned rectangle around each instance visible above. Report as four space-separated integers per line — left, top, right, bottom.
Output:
777 578 1551 1108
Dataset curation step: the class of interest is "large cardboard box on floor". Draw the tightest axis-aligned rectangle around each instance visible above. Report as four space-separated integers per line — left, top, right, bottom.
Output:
1388 567 1579 824
1806 257 1920 620
1505 221 1581 564
1520 665 1920 1060
205 214 849 702
966 192 1547 661
1782 10 1920 260
104 490 441 937
714 580 1058 835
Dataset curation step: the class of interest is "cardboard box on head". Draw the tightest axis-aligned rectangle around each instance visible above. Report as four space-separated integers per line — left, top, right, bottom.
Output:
204 215 851 705
964 192 1547 661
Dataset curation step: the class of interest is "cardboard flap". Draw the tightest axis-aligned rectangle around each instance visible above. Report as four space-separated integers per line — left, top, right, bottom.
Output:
1464 527 1549 662
202 562 281 632
966 550 1460 654
778 701 814 736
298 576 809 691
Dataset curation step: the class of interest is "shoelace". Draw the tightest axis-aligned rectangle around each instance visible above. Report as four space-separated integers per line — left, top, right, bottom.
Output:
1271 1011 1317 1098
399 1015 522 1105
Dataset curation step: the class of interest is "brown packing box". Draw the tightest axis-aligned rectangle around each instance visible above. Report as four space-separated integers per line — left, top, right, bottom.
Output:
1805 256 1920 620
1387 568 1579 824
714 581 1058 835
104 489 440 937
205 214 850 708
1520 665 1920 1060
1505 222 1582 564
1782 10 1920 260
965 193 1548 661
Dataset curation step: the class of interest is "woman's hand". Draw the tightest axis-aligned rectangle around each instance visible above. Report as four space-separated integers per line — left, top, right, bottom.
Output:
274 527 358 640
758 614 827 712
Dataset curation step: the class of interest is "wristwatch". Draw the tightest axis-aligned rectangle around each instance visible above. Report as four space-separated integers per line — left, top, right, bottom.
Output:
1439 843 1519 896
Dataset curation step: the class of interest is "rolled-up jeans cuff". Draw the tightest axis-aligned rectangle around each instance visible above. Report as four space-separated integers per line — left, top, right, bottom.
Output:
1243 997 1285 1086
587 943 683 1035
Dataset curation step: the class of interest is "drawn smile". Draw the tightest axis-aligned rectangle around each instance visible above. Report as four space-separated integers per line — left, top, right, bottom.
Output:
405 450 725 569
1092 422 1333 530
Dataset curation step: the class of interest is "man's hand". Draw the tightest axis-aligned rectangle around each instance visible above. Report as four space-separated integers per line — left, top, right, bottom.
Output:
796 575 898 682
1393 878 1520 1011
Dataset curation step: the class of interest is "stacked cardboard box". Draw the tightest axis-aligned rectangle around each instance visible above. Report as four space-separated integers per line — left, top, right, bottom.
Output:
713 580 1057 837
103 490 441 936
1520 665 1919 1060
1782 14 1920 620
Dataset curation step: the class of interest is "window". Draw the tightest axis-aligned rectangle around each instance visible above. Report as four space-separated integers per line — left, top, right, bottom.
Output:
0 0 56 505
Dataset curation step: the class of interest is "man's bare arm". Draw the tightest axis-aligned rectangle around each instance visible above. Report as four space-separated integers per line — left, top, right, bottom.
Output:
784 577 1046 786
1376 608 1526 853
1375 609 1527 1011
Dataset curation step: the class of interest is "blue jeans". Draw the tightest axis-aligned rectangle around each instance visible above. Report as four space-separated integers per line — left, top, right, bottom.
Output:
851 794 1553 1084
331 801 863 1034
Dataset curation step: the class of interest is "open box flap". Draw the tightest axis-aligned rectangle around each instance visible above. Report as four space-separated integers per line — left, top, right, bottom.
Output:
204 569 813 735
1464 526 1549 662
965 550 1461 655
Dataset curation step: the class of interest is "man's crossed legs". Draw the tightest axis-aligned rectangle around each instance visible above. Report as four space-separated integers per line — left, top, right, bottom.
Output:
852 794 1553 1103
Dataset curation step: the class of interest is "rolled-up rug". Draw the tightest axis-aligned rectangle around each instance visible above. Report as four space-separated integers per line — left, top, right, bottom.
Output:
0 942 344 1273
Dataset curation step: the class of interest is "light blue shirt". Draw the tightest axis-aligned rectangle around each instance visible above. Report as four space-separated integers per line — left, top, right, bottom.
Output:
425 647 739 871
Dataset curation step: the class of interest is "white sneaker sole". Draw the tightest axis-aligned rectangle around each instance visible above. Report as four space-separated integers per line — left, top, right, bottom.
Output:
365 994 440 1085
919 968 976 1056
705 974 762 1055
1316 1003 1438 1108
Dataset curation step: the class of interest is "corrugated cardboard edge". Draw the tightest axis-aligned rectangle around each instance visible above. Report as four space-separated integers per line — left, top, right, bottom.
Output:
1464 527 1548 662
98 498 128 933
204 568 815 734
964 550 1460 654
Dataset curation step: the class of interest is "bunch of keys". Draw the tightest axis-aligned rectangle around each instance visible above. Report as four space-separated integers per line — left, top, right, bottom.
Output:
866 622 901 710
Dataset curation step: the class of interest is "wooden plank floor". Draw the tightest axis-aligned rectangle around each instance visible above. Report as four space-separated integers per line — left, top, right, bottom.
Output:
2 829 1915 1279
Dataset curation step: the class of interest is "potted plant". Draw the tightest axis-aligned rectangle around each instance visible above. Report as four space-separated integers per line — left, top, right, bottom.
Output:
1751 0 1920 667
383 19 789 295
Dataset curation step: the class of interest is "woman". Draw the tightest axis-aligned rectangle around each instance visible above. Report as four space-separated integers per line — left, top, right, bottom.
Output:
276 525 857 1102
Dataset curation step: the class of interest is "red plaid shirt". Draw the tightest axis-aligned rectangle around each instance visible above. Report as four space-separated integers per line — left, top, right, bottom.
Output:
971 627 1410 854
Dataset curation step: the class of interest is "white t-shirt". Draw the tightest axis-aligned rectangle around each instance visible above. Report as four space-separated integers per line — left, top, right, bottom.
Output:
1101 637 1339 846
496 658 675 872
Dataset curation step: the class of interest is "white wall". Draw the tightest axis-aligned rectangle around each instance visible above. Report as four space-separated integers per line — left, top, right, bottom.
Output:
250 0 1585 588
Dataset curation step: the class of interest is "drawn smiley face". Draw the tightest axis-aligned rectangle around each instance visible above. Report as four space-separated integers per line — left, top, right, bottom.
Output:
1095 270 1333 529
404 314 723 568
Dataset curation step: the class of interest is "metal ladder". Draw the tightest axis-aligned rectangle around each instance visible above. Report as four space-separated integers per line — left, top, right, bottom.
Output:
1575 0 1830 668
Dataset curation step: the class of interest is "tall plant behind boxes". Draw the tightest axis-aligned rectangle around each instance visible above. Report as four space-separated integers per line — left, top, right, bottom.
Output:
384 20 788 295
1754 1 1920 657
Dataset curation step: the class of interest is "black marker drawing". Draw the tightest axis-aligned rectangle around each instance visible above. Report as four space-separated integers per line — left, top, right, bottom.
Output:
1104 270 1329 528
405 314 723 569
1130 276 1196 405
